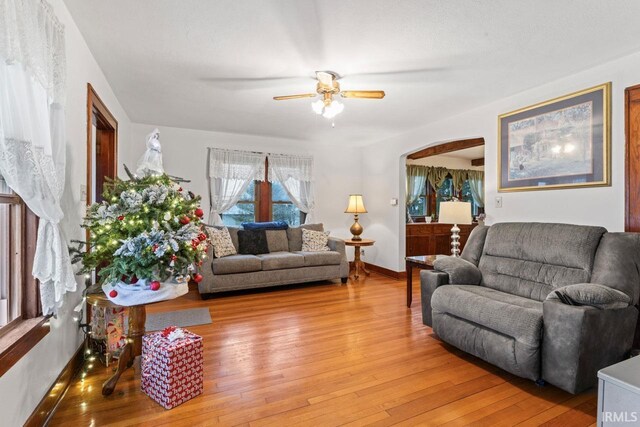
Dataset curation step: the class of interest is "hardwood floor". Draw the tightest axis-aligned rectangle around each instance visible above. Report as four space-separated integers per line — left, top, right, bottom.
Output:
50 273 597 426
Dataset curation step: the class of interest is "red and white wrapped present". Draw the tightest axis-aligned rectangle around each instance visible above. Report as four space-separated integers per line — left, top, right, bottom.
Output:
141 326 204 409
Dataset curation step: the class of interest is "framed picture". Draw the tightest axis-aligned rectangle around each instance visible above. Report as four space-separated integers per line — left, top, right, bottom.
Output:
498 82 611 192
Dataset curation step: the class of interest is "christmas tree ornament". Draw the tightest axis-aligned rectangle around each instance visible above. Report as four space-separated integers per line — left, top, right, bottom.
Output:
195 208 204 218
193 274 203 283
150 281 161 291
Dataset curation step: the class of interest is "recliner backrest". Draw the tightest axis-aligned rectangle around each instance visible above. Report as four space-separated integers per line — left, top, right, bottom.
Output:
591 232 640 305
478 222 606 301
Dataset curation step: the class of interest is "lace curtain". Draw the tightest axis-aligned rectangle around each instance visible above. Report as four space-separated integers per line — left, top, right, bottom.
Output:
207 148 266 225
467 170 485 208
268 154 315 224
406 165 428 219
0 0 74 315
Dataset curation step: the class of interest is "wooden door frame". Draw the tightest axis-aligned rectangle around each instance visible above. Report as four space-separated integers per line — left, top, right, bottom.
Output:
86 83 118 206
625 83 640 231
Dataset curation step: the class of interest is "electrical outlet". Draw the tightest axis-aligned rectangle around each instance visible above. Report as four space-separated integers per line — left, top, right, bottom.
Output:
495 196 503 208
80 184 87 202
361 249 365 256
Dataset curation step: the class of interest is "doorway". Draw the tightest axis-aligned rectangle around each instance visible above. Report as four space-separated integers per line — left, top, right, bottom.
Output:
87 84 118 205
404 137 485 257
625 84 640 231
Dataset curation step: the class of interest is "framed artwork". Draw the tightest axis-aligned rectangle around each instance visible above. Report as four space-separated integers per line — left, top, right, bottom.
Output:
498 82 611 192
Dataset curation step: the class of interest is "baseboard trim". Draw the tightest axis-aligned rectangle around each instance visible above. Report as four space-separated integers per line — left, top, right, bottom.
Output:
349 262 406 280
25 342 85 427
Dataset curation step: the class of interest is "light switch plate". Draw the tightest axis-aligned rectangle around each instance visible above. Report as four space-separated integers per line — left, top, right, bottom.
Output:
390 198 398 206
495 196 503 208
80 184 87 202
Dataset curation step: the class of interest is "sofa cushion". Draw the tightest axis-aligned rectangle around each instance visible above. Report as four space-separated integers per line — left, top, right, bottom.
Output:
479 223 607 301
265 230 289 253
431 285 543 347
238 229 269 255
287 223 324 252
295 251 342 267
257 252 305 271
212 254 262 275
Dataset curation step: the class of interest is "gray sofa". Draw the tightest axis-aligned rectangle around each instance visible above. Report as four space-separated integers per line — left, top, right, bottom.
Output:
421 222 640 394
198 223 349 295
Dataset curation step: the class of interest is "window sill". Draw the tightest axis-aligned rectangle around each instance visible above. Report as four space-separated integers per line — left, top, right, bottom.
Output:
0 317 50 378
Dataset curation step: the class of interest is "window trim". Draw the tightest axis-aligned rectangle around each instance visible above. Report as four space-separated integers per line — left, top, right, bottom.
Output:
0 192 47 378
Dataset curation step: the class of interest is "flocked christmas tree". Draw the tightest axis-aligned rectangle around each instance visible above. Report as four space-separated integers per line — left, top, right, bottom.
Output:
72 129 208 303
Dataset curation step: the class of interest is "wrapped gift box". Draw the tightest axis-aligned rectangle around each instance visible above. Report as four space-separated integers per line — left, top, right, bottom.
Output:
141 327 204 409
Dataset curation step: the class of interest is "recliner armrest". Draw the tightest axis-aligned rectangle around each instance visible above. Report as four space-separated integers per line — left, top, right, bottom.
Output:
420 270 449 327
546 283 631 309
542 299 638 394
433 256 482 285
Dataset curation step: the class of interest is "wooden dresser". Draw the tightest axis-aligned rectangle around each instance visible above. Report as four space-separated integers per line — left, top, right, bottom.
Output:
406 223 478 256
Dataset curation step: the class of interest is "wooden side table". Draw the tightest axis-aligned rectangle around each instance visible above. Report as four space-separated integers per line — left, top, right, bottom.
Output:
344 239 375 280
87 291 147 396
405 255 446 308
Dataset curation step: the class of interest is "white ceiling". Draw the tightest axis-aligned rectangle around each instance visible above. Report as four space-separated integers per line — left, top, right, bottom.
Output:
63 0 640 147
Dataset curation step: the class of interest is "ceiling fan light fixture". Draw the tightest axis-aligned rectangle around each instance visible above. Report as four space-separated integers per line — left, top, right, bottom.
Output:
311 99 324 115
322 100 344 119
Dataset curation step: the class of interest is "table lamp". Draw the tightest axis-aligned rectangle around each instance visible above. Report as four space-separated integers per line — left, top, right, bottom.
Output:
345 194 367 241
438 201 472 257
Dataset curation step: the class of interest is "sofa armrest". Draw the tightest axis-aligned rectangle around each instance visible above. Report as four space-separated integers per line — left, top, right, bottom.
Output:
328 237 349 279
433 256 482 285
542 299 638 394
547 283 631 309
197 244 216 294
420 270 449 327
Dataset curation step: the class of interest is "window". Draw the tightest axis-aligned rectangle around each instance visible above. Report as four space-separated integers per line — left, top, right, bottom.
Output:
220 162 304 227
407 175 481 222
0 176 23 328
271 181 303 226
220 181 257 226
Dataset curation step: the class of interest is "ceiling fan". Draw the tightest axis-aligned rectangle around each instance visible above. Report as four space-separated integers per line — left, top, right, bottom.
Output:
273 71 385 119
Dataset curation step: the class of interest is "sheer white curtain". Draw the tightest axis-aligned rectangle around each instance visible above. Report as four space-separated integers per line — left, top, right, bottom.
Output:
268 154 315 224
0 0 75 315
207 148 266 225
406 165 428 218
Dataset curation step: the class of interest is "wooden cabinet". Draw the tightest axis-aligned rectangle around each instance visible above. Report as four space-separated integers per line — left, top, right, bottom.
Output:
406 223 477 256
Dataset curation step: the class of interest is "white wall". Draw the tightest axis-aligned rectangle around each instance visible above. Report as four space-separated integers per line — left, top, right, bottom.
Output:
127 124 362 253
362 50 640 272
0 1 132 425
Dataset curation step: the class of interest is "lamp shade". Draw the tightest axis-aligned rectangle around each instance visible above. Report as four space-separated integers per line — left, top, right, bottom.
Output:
439 201 472 225
345 194 368 213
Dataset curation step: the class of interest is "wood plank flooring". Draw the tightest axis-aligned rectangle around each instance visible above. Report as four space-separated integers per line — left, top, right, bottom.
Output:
49 273 597 426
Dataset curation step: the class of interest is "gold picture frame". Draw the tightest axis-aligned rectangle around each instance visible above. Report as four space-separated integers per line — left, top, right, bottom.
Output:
498 82 611 192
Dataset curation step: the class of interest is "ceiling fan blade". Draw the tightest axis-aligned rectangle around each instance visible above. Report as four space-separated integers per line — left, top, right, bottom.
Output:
273 93 317 101
340 90 386 99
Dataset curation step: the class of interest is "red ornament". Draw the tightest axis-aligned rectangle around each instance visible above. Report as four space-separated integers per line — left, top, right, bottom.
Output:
130 274 138 284
195 208 204 218
193 273 203 283
117 215 125 221
178 187 183 192
191 239 200 248
109 289 118 298
150 281 161 291
171 254 177 261
198 233 207 242
180 216 190 225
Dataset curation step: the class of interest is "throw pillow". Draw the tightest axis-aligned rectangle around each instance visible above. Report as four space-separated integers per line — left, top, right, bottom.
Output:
265 230 289 252
241 221 289 231
209 227 237 258
287 223 324 252
238 229 269 255
302 229 330 252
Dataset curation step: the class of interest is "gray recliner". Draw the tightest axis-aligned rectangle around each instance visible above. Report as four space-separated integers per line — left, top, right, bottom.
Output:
420 222 640 394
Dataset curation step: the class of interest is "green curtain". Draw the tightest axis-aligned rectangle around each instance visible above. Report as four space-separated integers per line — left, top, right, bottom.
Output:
467 170 485 208
427 166 449 191
405 165 428 207
450 169 468 192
